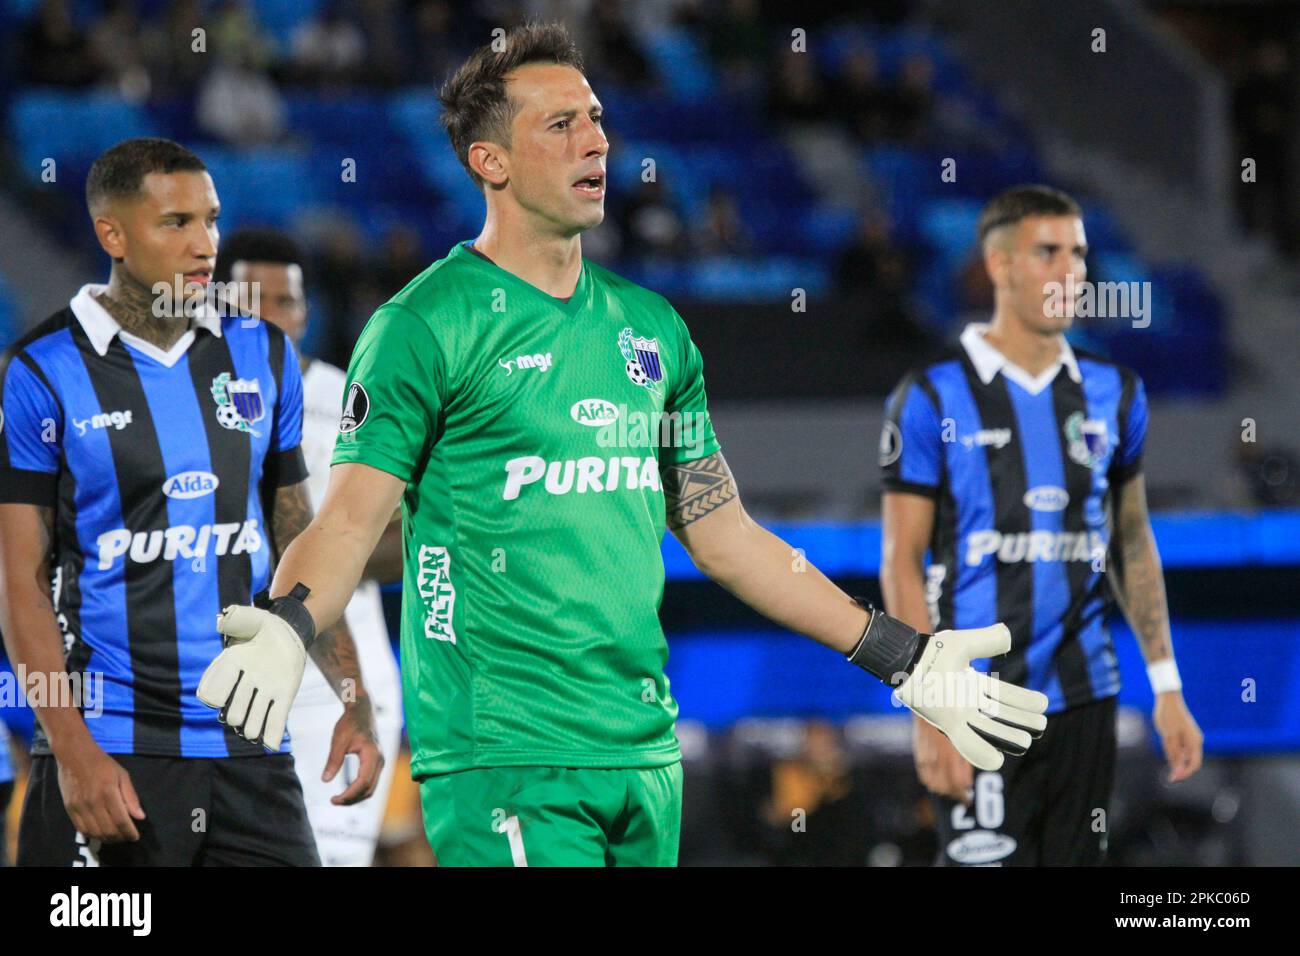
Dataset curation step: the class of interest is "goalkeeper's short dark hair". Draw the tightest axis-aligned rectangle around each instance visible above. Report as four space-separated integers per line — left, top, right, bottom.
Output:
439 21 586 188
977 185 1082 247
214 228 304 285
86 137 207 214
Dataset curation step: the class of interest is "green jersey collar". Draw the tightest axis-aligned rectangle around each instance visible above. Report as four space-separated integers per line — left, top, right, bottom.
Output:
454 241 590 318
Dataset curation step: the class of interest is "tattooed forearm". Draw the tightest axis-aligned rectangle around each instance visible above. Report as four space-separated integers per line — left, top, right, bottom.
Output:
662 452 738 530
270 480 314 562
1115 529 1173 662
308 618 368 710
1110 476 1174 663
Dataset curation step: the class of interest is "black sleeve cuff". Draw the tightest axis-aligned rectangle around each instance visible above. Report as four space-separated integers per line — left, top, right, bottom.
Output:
269 445 309 487
0 467 57 506
881 477 940 498
1109 458 1143 486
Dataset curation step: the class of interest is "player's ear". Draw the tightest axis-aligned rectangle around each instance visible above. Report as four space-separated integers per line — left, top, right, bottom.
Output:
92 211 128 262
983 238 1009 290
469 141 509 189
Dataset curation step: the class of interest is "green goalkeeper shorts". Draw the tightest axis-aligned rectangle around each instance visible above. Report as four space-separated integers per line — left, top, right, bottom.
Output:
418 762 683 867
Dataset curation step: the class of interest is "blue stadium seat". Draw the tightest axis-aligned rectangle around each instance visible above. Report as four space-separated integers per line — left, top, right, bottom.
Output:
687 255 829 301
599 85 760 144
4 0 40 18
9 91 159 179
200 147 319 229
799 205 859 255
388 91 483 228
643 28 716 103
1072 255 1225 395
285 93 394 145
817 25 877 73
919 198 982 261
1081 206 1130 253
250 0 326 53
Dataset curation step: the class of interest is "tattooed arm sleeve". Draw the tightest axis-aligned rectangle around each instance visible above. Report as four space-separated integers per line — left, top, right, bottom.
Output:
662 451 738 531
1108 473 1174 665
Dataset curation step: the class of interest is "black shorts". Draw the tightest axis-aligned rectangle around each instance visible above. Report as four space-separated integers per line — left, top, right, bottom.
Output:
932 694 1117 866
17 752 320 867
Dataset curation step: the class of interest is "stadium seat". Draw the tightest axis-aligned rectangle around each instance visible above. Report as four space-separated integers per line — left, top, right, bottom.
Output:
643 28 716 103
10 91 159 179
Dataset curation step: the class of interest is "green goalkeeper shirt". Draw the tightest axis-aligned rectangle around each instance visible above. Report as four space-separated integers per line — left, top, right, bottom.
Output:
332 241 720 776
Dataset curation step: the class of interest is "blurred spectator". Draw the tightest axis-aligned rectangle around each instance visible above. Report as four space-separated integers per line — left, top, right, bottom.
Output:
704 0 767 96
311 219 369 364
291 0 367 87
587 1 652 89
695 185 752 256
407 0 461 87
375 225 430 297
883 52 935 143
209 0 277 72
196 49 286 145
835 213 904 294
767 48 832 127
836 213 929 347
759 722 872 866
621 178 687 258
19 0 98 88
88 0 150 101
355 0 406 89
1232 39 1292 251
670 0 708 31
139 0 209 96
836 48 890 143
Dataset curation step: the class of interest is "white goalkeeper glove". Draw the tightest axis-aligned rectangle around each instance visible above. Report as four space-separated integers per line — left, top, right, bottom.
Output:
197 584 316 752
847 601 1048 771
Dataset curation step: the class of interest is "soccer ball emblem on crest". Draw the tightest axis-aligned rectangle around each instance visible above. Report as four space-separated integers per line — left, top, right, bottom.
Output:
210 372 265 437
618 327 663 393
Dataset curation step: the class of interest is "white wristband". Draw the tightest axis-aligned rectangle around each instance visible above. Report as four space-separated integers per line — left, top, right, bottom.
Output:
1147 658 1182 695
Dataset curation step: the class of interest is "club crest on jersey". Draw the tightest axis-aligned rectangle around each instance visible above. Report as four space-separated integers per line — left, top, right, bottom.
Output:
210 372 264 437
619 327 663 393
1064 412 1108 469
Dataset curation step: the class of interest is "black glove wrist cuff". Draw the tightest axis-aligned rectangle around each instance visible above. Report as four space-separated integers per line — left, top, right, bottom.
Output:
845 598 928 684
254 582 316 651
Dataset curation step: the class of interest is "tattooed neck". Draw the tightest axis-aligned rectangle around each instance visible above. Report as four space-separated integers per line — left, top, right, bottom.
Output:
94 267 192 351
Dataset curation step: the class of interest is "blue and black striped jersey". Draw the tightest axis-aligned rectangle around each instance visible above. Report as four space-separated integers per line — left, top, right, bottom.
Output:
0 285 307 757
881 323 1147 714
0 718 11 783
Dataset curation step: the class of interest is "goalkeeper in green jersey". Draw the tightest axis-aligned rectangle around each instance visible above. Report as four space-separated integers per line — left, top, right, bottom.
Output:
199 22 1048 866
